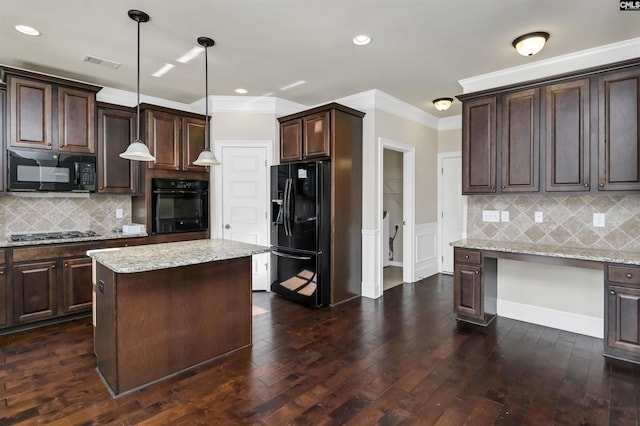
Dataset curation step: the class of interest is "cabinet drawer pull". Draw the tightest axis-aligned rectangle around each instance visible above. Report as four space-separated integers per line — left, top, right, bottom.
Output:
51 265 56 269
465 255 469 259
627 273 633 279
609 290 616 295
475 270 479 274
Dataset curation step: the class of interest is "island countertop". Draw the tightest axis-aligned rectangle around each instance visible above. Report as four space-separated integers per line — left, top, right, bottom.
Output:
88 238 269 273
451 238 640 265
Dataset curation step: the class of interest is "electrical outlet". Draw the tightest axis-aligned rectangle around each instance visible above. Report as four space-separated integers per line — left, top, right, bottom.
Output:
500 211 509 222
534 211 543 223
482 210 500 223
116 208 123 219
593 213 605 227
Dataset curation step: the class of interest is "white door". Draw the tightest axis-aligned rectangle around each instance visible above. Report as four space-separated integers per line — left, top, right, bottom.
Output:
221 146 270 290
441 156 464 273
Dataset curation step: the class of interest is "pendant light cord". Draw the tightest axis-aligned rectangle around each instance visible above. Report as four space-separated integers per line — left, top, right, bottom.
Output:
136 18 141 142
204 44 209 151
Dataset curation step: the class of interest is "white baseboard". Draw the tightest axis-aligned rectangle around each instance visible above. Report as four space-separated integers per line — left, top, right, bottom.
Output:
497 299 603 339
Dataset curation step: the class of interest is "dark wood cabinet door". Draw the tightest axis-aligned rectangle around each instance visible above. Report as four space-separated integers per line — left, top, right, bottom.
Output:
280 119 303 162
57 86 95 153
500 88 540 192
9 76 53 150
462 97 496 193
0 87 5 192
145 109 181 170
182 116 207 172
13 261 57 323
62 257 93 313
97 106 137 193
454 263 483 319
544 79 590 192
598 68 640 191
607 284 640 355
0 267 6 327
303 111 331 159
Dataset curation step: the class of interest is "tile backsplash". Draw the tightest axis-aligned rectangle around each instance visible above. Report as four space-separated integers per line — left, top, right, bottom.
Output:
467 194 640 251
0 194 132 238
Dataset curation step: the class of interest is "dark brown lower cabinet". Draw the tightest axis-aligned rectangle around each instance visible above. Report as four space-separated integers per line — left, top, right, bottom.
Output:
0 267 6 327
605 264 640 362
13 261 57 323
454 263 483 319
62 257 93 313
453 248 497 325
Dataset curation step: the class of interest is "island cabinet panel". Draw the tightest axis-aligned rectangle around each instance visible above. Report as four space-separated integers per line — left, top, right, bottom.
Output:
95 257 252 396
13 261 57 323
544 79 591 192
97 104 137 194
57 86 95 154
598 68 640 191
462 96 497 193
62 257 93 313
9 76 53 150
500 88 540 192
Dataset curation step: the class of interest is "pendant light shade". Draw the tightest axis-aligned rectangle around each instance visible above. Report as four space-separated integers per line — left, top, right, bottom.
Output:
512 32 549 57
193 36 221 167
120 10 155 162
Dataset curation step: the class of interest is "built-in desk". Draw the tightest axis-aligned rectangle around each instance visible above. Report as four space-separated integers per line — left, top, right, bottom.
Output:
451 239 640 365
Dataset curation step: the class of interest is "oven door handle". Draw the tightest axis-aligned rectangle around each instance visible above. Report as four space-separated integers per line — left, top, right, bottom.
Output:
153 189 202 194
271 250 311 261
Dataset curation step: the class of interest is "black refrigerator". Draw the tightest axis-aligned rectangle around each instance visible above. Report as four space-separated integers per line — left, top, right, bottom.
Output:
270 161 331 307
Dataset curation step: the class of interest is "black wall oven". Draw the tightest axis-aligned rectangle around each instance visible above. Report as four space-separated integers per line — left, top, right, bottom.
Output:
151 178 209 234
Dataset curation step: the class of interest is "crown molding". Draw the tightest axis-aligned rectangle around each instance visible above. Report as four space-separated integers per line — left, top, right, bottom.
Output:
96 87 191 111
459 37 640 94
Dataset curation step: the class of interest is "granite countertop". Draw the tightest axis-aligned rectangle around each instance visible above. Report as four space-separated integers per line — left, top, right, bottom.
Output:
451 239 640 265
88 239 270 273
0 231 147 248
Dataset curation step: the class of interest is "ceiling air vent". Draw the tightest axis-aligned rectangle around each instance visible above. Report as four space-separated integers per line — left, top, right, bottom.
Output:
83 55 121 69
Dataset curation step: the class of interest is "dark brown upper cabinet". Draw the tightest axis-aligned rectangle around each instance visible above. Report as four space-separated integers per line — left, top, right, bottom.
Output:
598 67 640 191
544 79 591 192
141 105 207 172
500 88 540 193
97 103 138 194
2 68 100 154
462 97 497 193
0 85 5 192
279 110 331 163
458 59 640 195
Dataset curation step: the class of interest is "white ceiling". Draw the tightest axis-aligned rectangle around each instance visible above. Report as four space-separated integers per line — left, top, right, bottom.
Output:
1 0 639 117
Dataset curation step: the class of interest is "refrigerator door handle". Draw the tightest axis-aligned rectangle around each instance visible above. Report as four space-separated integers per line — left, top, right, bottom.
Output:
272 250 312 261
283 178 291 236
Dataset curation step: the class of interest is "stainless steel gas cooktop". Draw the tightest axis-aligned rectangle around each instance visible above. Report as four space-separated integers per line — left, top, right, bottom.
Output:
9 230 98 242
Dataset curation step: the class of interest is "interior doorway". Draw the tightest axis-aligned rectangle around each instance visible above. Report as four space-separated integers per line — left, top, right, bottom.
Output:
383 148 404 290
376 137 415 298
438 152 465 274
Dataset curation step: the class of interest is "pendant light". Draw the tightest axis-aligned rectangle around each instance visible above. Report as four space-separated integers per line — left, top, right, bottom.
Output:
119 10 156 162
193 36 221 166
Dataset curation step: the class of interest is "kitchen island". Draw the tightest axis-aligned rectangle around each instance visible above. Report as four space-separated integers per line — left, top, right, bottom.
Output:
88 239 269 397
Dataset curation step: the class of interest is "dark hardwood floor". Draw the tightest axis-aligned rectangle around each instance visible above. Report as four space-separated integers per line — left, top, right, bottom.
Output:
1 274 639 425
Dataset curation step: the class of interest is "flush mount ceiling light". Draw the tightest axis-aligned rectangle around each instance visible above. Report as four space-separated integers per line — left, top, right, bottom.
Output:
433 97 453 111
193 36 221 167
15 25 40 36
352 34 372 46
119 10 156 162
512 31 549 56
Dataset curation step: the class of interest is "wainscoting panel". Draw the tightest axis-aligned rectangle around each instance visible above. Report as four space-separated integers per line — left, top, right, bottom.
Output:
415 222 439 280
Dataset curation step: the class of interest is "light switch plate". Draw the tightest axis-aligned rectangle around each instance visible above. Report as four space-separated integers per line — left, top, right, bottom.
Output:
482 210 500 223
593 213 605 227
501 211 509 222
534 211 543 223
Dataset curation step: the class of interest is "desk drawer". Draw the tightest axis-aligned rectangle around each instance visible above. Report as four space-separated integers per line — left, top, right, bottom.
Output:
608 265 640 286
454 248 481 265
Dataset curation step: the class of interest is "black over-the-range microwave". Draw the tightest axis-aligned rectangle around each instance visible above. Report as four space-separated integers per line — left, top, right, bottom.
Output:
7 149 97 192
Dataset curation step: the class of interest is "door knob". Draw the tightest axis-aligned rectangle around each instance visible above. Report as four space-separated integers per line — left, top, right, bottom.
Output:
225 224 231 229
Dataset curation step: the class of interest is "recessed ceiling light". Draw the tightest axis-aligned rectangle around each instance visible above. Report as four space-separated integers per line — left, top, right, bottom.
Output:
15 25 40 36
235 88 248 94
280 80 307 91
151 63 175 77
352 34 371 46
176 46 204 64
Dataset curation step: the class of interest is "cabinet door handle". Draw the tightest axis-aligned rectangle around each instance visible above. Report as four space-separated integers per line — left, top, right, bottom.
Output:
490 185 495 190
475 270 479 274
0 271 4 275
584 183 589 187
627 273 633 279
599 183 604 187
465 255 469 259
51 264 56 269
501 185 505 189
64 263 68 267
609 290 616 295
